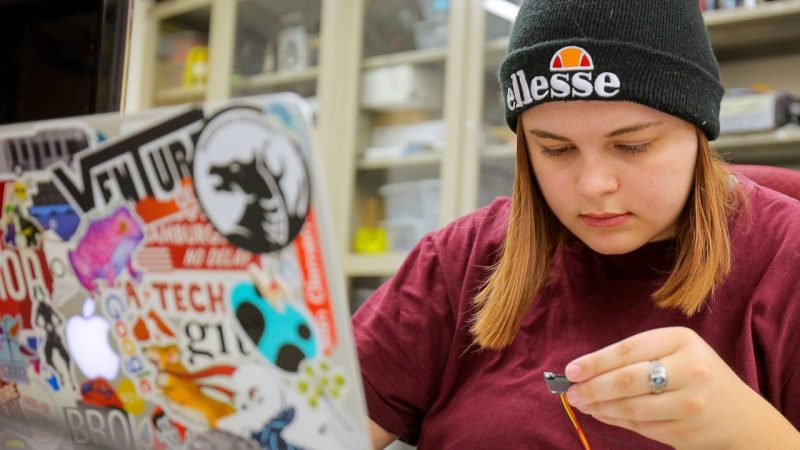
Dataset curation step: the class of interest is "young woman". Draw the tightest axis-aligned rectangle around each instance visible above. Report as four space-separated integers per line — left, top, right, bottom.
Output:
352 1 800 448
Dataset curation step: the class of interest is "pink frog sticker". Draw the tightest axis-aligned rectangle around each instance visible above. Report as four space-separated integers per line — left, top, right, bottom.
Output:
68 207 144 294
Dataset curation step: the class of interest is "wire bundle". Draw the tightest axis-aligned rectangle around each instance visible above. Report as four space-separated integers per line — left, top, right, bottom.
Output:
560 393 591 450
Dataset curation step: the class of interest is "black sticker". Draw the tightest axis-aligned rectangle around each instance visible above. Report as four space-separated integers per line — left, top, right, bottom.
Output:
193 107 310 254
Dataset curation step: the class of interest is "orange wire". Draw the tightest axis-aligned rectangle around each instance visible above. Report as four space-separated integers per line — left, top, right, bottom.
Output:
560 393 591 450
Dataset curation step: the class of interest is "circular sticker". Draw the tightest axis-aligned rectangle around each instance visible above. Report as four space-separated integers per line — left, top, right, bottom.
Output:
193 107 310 254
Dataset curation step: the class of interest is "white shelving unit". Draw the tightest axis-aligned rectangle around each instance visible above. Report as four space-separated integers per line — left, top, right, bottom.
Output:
149 0 211 19
234 67 320 92
153 84 205 105
362 47 448 70
344 253 408 278
357 153 443 170
717 126 800 149
329 0 474 297
126 0 800 306
482 143 514 161
705 0 800 59
127 0 323 109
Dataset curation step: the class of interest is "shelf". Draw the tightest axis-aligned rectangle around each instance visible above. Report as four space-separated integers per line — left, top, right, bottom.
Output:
482 143 514 161
485 37 508 54
484 37 509 71
357 152 442 170
363 47 448 70
151 0 212 20
483 1 800 62
154 85 205 105
704 0 800 26
716 126 800 149
716 126 800 165
704 1 800 59
344 253 407 277
233 67 319 92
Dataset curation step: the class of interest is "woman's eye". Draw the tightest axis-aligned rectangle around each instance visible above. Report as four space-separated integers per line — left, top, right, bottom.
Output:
616 142 651 153
542 145 575 156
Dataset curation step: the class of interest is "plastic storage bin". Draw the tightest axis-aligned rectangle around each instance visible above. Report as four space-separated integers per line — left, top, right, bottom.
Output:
360 64 443 111
380 215 439 252
413 16 447 49
378 179 440 220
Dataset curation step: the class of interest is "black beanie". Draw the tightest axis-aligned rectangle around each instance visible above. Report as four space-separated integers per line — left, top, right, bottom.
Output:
499 0 724 140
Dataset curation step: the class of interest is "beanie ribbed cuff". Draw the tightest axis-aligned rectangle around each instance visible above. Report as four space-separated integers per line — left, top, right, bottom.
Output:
500 39 724 140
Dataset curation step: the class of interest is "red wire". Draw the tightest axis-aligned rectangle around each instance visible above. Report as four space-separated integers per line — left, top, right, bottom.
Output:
560 393 591 450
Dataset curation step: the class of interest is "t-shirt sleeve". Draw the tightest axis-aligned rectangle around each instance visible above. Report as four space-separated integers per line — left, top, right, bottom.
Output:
771 230 800 430
746 183 800 431
351 234 455 444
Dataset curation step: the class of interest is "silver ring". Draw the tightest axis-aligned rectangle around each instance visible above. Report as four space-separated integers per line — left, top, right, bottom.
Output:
648 360 668 394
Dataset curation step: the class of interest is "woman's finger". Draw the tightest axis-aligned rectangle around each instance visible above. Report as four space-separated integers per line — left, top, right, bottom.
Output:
579 387 696 422
567 354 687 405
592 414 677 442
565 327 693 382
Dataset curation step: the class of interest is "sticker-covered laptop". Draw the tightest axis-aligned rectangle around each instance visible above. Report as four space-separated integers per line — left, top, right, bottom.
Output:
0 94 371 450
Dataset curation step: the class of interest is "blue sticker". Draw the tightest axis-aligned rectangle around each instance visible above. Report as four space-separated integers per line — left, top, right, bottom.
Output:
28 204 81 241
0 316 35 384
230 282 317 372
252 407 305 450
47 374 60 391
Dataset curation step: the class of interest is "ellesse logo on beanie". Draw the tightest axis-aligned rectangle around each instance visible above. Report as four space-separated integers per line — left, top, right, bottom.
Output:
499 0 724 139
506 46 621 111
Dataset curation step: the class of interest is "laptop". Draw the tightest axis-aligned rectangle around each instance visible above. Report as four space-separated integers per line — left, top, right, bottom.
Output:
0 94 371 450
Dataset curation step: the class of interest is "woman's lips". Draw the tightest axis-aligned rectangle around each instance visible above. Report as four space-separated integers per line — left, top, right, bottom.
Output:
580 213 632 228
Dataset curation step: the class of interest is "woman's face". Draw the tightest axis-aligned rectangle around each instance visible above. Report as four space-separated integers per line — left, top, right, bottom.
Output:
520 101 698 255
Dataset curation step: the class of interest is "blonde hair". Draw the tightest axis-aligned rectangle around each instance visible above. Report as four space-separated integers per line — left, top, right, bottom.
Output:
470 122 738 349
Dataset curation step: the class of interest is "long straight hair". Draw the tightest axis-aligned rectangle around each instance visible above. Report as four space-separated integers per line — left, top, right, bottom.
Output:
470 123 737 349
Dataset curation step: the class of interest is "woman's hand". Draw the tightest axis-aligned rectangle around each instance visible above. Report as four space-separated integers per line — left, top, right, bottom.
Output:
564 327 800 449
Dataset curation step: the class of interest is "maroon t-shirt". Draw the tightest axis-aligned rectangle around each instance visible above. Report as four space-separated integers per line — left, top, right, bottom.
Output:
352 176 800 449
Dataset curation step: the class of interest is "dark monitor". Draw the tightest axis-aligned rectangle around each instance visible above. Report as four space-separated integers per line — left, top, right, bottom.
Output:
0 0 130 125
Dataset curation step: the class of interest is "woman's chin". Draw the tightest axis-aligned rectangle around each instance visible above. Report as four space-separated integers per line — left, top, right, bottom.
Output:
573 230 648 255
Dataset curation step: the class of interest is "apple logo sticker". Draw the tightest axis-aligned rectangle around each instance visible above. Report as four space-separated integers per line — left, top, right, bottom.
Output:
66 297 120 381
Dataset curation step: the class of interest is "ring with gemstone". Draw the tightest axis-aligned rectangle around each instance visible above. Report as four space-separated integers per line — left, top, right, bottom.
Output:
648 360 668 394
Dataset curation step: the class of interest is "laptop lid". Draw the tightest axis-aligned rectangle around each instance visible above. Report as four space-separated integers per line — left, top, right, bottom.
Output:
0 94 371 450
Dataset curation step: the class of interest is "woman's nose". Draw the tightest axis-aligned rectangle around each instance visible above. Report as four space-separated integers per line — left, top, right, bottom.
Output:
576 158 619 201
